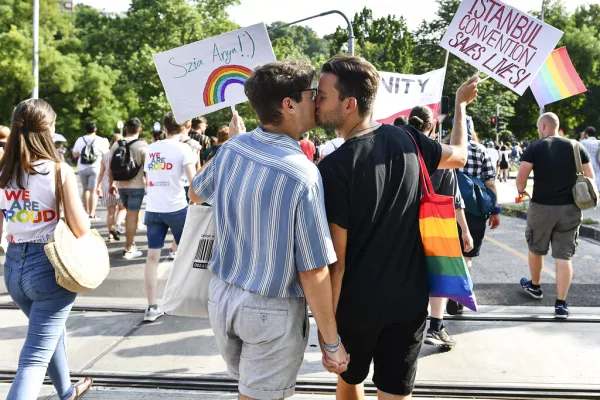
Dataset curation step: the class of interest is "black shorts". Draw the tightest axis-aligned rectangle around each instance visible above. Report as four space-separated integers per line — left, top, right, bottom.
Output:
337 314 426 396
458 212 487 258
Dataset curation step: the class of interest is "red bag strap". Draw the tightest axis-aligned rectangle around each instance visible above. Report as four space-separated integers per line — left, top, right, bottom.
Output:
405 131 435 199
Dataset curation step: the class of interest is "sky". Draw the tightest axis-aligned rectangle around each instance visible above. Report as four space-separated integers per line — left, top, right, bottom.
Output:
76 0 595 36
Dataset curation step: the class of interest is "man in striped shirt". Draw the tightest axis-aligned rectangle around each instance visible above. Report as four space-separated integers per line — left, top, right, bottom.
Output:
191 60 349 400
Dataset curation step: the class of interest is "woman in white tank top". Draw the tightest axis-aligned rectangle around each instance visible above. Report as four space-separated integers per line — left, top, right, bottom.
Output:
0 99 93 399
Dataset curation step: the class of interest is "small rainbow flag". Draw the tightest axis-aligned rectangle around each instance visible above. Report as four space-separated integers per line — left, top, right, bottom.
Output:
530 47 587 107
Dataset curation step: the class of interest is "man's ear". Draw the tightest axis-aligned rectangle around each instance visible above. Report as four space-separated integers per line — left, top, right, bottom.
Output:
344 97 358 115
282 97 295 114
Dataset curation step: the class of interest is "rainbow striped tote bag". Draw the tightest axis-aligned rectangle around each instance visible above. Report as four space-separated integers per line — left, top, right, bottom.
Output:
410 136 477 312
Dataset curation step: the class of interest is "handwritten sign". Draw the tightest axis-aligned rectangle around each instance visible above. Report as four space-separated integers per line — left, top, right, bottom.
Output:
374 68 446 124
440 0 563 95
153 23 276 122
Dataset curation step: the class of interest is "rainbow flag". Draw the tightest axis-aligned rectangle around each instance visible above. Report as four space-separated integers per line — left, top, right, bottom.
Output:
530 47 587 107
420 196 477 311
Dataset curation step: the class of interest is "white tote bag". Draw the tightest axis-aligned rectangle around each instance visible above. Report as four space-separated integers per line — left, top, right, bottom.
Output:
161 204 214 318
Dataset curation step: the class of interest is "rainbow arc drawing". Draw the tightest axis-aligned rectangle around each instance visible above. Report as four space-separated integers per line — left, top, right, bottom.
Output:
203 65 252 107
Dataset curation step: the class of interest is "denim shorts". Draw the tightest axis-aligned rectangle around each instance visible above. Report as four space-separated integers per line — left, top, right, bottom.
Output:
78 168 98 190
118 188 145 211
144 207 187 249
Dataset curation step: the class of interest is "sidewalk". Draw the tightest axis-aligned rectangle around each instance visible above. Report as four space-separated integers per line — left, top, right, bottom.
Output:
1 306 599 399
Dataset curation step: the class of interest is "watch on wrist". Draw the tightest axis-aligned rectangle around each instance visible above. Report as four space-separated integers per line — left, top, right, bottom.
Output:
491 205 502 215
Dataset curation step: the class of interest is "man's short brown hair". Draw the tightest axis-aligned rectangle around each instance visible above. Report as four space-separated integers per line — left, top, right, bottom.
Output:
244 61 315 126
163 111 184 135
216 125 229 143
321 56 379 118
192 116 207 129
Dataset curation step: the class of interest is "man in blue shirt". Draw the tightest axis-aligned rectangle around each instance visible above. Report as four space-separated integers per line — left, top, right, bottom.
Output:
190 60 349 400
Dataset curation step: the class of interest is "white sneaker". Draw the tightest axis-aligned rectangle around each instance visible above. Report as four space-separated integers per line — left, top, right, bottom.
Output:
123 249 143 260
168 251 177 260
144 306 164 322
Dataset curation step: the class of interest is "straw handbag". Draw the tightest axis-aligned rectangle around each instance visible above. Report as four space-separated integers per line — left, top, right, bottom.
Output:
44 163 110 292
571 140 599 210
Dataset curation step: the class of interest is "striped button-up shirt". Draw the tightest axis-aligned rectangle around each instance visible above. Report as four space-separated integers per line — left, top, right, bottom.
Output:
192 127 337 298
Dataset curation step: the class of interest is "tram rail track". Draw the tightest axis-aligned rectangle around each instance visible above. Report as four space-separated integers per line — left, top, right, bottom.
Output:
1 371 599 399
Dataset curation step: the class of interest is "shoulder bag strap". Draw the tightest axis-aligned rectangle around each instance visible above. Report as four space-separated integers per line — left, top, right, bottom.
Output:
571 140 584 176
405 131 435 199
54 163 71 227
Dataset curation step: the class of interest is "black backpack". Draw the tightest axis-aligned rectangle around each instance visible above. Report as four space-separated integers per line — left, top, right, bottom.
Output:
80 137 98 164
110 139 141 181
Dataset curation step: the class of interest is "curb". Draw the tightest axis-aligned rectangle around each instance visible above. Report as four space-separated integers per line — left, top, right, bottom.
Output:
507 209 600 242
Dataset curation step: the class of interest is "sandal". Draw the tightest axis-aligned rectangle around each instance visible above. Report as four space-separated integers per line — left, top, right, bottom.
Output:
72 377 93 399
109 228 120 241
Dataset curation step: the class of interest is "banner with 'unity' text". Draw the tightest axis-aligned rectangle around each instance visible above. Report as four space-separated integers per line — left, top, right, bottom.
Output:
440 0 563 95
374 68 446 124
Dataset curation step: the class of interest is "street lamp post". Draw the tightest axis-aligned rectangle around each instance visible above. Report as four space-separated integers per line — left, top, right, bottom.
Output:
268 10 354 56
32 0 39 99
540 0 546 116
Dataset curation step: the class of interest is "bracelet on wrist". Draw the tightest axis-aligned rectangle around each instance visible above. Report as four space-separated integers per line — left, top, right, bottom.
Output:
322 334 341 353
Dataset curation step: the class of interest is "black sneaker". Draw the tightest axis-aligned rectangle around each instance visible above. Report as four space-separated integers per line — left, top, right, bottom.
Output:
424 327 457 348
555 302 569 319
446 300 464 316
520 278 543 299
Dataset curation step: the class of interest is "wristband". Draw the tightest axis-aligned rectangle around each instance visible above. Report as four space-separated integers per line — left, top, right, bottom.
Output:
491 205 502 215
322 335 341 353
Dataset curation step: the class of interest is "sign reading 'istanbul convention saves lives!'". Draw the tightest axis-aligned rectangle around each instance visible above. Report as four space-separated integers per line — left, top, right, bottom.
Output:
153 23 276 122
440 0 563 95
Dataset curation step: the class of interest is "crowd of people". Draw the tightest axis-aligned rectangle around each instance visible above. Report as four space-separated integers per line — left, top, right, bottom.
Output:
0 55 597 400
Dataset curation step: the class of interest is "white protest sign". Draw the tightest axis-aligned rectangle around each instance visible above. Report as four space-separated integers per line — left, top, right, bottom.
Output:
440 0 563 95
153 23 276 122
374 68 446 124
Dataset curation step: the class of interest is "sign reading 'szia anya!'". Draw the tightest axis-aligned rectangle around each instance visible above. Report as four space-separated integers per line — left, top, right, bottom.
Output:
153 23 276 122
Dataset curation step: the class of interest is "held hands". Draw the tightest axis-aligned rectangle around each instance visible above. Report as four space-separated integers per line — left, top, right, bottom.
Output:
229 111 246 137
318 331 350 375
456 75 480 107
462 230 474 253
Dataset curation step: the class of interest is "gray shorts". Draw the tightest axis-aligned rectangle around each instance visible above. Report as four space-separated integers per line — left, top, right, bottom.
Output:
208 275 309 400
78 168 99 190
526 202 582 260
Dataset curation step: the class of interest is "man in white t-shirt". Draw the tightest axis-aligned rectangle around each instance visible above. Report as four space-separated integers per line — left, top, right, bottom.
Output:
485 141 499 177
72 121 109 220
318 133 344 163
142 112 196 322
581 126 600 189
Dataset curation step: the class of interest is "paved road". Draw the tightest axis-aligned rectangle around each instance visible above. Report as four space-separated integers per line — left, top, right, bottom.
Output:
0 176 598 309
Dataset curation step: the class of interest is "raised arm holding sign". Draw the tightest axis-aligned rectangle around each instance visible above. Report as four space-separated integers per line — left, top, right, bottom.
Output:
440 0 563 95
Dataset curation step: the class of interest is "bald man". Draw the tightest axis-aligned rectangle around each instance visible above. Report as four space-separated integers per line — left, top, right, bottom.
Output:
516 113 595 319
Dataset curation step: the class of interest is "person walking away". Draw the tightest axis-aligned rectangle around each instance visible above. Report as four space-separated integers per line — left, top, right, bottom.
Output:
449 118 500 315
316 56 478 399
317 132 344 163
0 125 9 160
485 141 499 180
189 117 211 165
299 132 317 162
108 118 148 259
580 126 600 190
96 134 126 242
72 121 109 220
190 60 349 399
498 145 510 182
142 112 197 322
408 106 474 348
204 125 230 163
1 99 92 399
517 113 595 319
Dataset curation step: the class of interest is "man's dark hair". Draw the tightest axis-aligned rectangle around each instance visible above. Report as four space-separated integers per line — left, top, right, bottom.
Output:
84 121 96 134
125 117 142 134
163 111 184 135
585 126 596 137
321 56 379 118
244 60 315 126
393 116 408 127
192 116 207 129
408 106 434 132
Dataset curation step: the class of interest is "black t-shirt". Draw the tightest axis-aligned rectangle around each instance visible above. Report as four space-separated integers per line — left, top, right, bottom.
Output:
318 124 442 326
522 136 590 205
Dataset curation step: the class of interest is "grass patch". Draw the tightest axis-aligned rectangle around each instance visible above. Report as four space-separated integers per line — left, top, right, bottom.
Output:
582 218 599 225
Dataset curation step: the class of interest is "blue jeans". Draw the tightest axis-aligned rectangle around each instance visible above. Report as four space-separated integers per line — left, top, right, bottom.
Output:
4 243 76 400
145 207 188 249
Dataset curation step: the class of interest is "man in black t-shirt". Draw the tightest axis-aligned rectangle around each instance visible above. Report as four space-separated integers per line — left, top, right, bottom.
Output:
516 112 594 319
316 56 479 399
189 117 211 164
